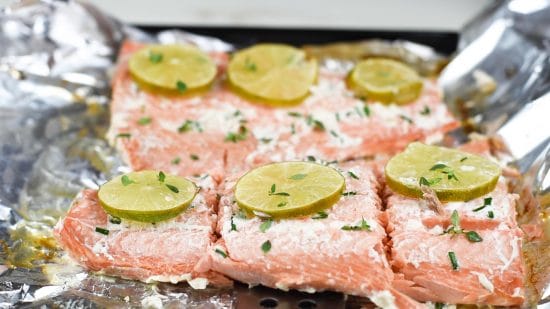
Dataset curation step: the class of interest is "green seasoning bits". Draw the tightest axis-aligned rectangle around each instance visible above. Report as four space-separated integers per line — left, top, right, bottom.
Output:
448 251 459 270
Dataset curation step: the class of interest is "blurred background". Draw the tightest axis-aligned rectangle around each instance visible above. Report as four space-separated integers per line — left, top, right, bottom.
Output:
0 0 494 31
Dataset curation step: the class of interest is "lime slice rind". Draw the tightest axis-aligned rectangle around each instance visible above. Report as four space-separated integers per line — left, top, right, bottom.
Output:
234 162 345 218
98 171 197 222
385 143 502 201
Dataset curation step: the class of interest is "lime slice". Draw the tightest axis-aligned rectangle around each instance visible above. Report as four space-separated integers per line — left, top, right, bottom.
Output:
128 44 217 92
98 171 197 222
348 58 423 104
228 44 318 104
235 162 345 218
385 143 501 201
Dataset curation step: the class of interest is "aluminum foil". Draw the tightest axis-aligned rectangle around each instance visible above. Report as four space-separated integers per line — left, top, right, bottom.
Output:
0 0 548 308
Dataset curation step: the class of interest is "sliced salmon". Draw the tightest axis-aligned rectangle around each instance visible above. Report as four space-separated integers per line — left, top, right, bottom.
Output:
110 41 459 179
53 175 230 287
204 161 424 308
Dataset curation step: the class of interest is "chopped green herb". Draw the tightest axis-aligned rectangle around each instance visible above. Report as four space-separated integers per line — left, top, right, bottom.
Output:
166 184 179 193
215 248 228 258
121 175 135 186
233 110 242 117
329 130 339 138
420 106 431 115
450 210 460 230
244 57 257 71
230 216 237 231
348 171 359 180
419 176 441 186
178 120 194 133
158 171 166 182
109 216 121 224
137 117 152 125
290 123 296 135
335 112 341 122
488 211 494 219
176 80 187 93
260 219 273 233
276 202 287 207
149 52 163 64
260 138 272 144
306 115 325 131
190 154 199 161
435 302 444 309
473 197 492 212
288 112 302 118
95 227 109 235
341 217 371 231
465 231 483 242
261 240 271 253
448 251 459 270
116 133 131 139
400 115 413 124
289 173 307 180
171 157 181 165
460 157 468 162
269 191 290 197
312 211 328 219
342 191 357 196
307 156 316 162
363 105 371 116
225 126 248 143
430 163 448 171
442 169 459 181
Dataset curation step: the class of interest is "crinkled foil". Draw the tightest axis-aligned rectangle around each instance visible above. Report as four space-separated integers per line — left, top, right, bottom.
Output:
0 0 548 308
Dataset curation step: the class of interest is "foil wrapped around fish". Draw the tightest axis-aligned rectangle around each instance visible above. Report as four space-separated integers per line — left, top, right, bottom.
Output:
0 0 548 307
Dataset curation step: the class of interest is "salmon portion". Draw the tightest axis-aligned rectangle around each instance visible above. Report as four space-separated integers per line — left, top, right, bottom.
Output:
110 41 459 179
206 161 423 308
386 183 525 306
53 176 229 287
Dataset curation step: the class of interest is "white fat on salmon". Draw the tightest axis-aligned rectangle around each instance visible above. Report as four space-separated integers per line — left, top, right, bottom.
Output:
369 290 397 309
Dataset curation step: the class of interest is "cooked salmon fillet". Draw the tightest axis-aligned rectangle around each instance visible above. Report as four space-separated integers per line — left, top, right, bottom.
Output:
203 161 424 308
386 181 525 306
53 175 229 287
109 41 459 179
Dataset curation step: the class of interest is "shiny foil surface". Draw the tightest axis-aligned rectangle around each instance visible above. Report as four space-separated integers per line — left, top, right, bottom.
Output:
0 0 548 307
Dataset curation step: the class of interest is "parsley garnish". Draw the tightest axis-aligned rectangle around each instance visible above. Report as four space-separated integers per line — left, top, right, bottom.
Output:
289 173 307 180
460 157 468 162
312 211 328 219
116 133 131 139
335 113 341 122
109 216 121 224
473 197 492 212
342 191 357 196
306 115 325 131
259 219 273 233
268 184 290 196
329 130 339 138
260 138 272 144
341 217 371 231
176 80 187 93
166 184 179 193
261 240 271 253
348 171 359 180
121 175 135 186
277 202 287 207
488 211 494 219
137 117 152 125
149 52 163 64
215 248 228 258
435 303 444 309
225 126 248 143
363 105 371 117
430 163 448 171
190 154 199 161
244 57 257 71
420 106 431 115
158 171 166 182
307 156 316 162
230 215 237 231
448 251 459 270
419 176 441 186
400 115 413 124
95 227 109 235
288 112 302 118
171 157 181 165
177 120 202 133
443 210 483 243
290 123 296 135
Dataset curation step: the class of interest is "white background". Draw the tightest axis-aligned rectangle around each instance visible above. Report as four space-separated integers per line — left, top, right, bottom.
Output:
1 0 494 31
